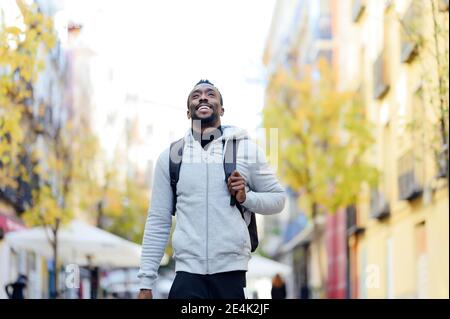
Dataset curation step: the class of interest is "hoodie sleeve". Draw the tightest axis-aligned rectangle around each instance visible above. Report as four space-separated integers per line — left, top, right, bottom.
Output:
241 140 286 215
137 149 173 290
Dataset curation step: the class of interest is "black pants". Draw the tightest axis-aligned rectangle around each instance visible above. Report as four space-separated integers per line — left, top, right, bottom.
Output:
168 271 246 299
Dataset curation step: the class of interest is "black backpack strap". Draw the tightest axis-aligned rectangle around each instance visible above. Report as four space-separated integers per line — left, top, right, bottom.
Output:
169 138 185 215
223 137 258 252
223 138 238 207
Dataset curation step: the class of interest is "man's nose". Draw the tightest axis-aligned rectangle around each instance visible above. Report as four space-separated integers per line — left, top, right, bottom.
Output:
199 94 208 103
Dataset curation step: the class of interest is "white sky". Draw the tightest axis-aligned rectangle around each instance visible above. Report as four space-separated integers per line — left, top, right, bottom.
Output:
61 0 276 136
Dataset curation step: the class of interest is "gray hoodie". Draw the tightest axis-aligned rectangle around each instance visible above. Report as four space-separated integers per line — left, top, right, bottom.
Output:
138 126 286 289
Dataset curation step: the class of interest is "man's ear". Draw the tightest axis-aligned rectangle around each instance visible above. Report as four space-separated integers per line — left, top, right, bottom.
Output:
220 107 224 116
187 109 191 119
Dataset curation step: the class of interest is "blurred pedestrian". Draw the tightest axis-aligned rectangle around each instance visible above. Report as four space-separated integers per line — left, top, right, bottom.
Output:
271 273 286 299
5 274 27 299
137 79 286 299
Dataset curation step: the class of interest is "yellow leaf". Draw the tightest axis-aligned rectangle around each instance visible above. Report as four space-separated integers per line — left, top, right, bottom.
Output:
5 27 22 36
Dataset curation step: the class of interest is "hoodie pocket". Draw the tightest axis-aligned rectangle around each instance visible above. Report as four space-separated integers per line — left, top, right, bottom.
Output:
172 222 204 259
209 205 251 258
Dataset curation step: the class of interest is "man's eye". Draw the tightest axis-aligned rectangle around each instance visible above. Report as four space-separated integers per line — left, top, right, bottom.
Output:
208 93 215 97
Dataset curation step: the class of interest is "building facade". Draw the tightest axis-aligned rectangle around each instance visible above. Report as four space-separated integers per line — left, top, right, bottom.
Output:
336 0 449 299
264 0 449 298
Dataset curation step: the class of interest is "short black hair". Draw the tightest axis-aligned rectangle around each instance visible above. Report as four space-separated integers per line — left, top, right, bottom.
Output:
187 79 223 108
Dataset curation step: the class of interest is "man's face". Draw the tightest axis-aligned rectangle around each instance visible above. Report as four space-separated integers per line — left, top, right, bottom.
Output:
187 83 224 124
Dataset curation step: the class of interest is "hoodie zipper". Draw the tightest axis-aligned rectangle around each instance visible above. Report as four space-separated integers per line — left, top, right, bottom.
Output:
205 154 209 273
205 138 223 273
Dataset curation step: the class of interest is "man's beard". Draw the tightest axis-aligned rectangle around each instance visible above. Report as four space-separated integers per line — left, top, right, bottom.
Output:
191 111 219 127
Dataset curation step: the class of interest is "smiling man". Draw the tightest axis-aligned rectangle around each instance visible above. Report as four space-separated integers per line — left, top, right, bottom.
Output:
137 79 286 299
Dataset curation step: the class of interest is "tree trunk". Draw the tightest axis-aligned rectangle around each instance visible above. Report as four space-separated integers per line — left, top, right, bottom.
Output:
51 219 60 298
96 200 104 229
311 202 325 298
52 236 58 298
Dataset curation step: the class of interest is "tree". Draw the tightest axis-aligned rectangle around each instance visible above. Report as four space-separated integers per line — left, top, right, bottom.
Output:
0 0 55 192
0 0 74 297
397 0 449 186
263 59 378 297
103 176 149 244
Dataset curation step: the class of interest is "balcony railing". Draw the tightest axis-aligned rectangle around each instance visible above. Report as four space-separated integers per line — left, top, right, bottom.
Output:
370 190 390 220
346 205 365 236
398 151 423 201
437 143 449 179
398 170 423 201
352 0 366 22
373 52 390 99
400 4 421 63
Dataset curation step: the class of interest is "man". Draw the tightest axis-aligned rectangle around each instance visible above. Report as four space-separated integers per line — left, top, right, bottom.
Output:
5 274 27 299
138 79 285 299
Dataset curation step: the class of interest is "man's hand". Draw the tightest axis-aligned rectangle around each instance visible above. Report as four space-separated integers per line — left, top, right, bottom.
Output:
138 289 153 299
227 170 246 204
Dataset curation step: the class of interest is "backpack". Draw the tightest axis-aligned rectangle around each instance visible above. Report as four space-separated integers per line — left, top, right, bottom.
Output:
169 135 259 252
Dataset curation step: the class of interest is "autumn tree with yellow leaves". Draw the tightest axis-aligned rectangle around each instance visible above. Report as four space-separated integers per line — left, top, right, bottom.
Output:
1 1 152 298
263 60 378 296
0 1 100 297
0 0 72 297
0 0 55 192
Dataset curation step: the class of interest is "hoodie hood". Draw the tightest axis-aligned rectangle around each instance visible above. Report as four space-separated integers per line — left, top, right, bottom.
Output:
220 125 249 141
184 125 249 143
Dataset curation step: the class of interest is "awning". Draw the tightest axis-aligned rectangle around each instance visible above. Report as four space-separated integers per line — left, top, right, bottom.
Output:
278 214 326 254
4 219 147 268
279 223 313 254
0 213 26 234
247 255 292 279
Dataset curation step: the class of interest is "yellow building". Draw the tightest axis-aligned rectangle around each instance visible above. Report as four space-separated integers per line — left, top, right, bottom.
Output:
336 0 449 298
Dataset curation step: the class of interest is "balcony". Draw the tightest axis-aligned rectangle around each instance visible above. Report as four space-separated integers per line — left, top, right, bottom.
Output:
400 4 421 63
352 0 366 22
401 42 419 63
346 205 365 236
397 150 423 201
373 52 390 99
370 190 390 220
398 170 423 201
437 143 448 179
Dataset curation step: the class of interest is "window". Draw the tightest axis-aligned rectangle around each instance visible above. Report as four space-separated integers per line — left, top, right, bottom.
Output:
400 3 422 63
373 11 393 99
